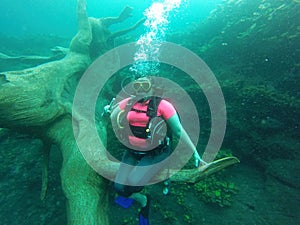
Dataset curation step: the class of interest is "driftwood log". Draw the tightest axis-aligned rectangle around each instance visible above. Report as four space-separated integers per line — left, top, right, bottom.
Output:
0 0 238 224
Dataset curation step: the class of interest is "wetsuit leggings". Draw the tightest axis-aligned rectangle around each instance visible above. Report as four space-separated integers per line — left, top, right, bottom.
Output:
114 145 170 197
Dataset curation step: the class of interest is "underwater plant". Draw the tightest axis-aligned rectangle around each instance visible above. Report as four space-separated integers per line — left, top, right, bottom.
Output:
193 173 238 207
193 149 238 207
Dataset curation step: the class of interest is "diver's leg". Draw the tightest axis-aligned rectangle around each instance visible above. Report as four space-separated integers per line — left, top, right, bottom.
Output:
129 192 147 207
128 146 171 186
114 150 140 197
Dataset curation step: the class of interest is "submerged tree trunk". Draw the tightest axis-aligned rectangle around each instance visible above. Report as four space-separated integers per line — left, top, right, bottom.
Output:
0 0 149 224
46 117 109 225
0 0 110 224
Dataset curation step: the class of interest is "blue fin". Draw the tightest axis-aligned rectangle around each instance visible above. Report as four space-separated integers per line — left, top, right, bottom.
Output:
139 194 151 225
114 196 134 208
139 213 149 225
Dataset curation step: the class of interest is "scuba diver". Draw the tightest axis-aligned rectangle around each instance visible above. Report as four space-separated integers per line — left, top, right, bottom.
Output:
103 76 207 225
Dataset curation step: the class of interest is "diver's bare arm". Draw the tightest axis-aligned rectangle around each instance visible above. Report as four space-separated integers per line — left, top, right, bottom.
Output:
167 114 199 153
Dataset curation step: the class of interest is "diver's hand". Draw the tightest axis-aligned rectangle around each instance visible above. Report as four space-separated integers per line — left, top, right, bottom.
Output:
194 151 207 167
101 105 111 117
104 105 111 114
102 98 115 117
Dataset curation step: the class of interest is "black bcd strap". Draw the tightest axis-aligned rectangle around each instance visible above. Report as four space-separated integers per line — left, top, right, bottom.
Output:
124 96 163 139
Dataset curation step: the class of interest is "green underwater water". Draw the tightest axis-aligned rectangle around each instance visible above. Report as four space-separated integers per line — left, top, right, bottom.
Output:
0 0 299 224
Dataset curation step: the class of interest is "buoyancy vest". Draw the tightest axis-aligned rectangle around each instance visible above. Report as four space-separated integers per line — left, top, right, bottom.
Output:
120 96 171 148
125 96 162 139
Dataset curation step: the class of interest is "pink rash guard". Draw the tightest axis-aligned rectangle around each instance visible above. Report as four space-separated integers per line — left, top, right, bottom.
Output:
119 97 176 148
